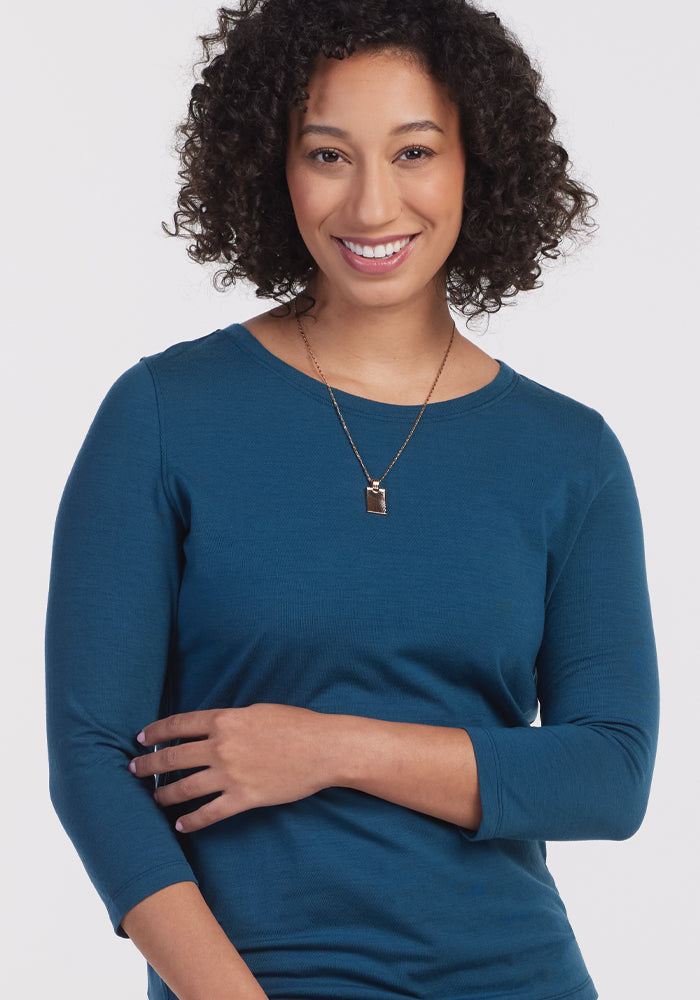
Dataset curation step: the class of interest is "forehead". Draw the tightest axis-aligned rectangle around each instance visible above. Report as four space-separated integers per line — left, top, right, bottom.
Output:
289 49 459 134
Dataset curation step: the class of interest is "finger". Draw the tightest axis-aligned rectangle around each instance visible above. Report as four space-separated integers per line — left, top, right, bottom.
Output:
137 710 221 748
153 770 223 808
129 740 209 778
174 794 238 834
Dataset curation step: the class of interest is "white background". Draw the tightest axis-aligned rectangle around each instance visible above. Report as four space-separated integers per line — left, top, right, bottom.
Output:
2 1 698 996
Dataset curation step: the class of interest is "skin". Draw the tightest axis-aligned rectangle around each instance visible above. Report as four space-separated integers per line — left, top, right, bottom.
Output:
123 49 484 999
286 47 466 319
245 46 500 403
130 704 482 834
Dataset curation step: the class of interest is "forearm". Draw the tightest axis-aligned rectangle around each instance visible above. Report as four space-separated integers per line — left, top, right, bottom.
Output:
121 881 268 1000
326 714 483 831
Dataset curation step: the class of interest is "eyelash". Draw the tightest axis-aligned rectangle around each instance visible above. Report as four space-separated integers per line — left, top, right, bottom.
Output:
308 145 435 165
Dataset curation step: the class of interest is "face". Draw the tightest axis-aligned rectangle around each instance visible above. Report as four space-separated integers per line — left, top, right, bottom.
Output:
285 48 466 311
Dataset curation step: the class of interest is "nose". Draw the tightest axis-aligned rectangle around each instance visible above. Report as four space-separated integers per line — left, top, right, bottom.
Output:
348 161 402 230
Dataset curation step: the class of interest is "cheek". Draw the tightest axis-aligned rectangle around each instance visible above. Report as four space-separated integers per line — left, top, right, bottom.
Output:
286 167 332 233
443 149 466 194
437 158 466 230
409 167 464 228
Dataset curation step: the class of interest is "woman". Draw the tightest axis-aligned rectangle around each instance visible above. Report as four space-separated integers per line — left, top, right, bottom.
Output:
45 2 659 999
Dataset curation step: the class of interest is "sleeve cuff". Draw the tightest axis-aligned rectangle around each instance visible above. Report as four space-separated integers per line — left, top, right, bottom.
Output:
456 726 502 842
108 860 199 937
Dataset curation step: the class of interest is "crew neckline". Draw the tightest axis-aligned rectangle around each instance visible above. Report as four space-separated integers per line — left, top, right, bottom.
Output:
224 321 518 420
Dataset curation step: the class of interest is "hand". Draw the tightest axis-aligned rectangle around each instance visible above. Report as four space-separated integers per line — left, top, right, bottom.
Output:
129 703 337 833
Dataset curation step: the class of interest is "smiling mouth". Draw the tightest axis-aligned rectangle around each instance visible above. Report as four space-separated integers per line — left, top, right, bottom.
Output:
332 234 418 259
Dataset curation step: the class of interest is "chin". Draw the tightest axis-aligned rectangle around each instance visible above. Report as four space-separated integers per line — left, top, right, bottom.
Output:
314 265 430 308
337 284 420 311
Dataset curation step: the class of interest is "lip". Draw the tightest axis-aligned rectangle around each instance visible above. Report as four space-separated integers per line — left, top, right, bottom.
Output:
332 234 419 275
335 233 417 247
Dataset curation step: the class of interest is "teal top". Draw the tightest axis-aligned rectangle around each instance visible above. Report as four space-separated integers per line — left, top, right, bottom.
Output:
46 323 659 1000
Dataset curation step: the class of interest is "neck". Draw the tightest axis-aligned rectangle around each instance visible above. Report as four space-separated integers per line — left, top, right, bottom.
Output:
296 279 456 384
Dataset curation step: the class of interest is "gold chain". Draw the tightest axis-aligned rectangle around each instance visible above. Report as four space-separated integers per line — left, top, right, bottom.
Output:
293 299 455 488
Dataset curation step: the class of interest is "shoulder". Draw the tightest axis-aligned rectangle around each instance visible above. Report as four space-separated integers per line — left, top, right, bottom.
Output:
508 367 603 433
140 326 245 386
106 324 263 410
502 366 629 490
97 327 243 396
85 326 254 440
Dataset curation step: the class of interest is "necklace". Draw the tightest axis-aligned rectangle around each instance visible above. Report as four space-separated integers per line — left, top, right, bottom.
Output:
293 299 455 515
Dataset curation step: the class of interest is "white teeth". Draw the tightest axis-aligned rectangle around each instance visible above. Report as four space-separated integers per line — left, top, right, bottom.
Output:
341 236 411 259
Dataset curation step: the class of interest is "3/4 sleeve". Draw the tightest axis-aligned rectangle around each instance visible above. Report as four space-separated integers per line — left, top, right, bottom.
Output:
45 360 197 934
462 419 660 842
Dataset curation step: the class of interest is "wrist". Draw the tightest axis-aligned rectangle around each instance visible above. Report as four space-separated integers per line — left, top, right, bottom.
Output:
312 710 366 789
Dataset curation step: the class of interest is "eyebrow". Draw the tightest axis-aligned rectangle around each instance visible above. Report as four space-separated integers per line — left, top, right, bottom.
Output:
297 120 445 140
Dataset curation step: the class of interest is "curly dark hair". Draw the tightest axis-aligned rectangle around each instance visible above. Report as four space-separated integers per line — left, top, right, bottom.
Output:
163 0 597 319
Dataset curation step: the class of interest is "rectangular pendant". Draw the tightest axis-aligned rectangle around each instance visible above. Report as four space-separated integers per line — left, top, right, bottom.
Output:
366 484 387 515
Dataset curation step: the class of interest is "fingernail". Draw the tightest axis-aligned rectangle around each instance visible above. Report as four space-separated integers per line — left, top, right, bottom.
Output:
152 790 159 803
175 820 184 833
136 731 146 745
128 759 137 774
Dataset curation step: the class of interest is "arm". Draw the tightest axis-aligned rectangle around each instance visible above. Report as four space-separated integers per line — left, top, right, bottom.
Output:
129 704 482 833
45 362 270 996
325 421 659 842
46 362 203 930
121 883 267 1000
327 715 483 830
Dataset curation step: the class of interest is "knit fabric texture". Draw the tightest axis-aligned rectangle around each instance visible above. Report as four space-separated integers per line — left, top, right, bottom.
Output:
46 324 659 1000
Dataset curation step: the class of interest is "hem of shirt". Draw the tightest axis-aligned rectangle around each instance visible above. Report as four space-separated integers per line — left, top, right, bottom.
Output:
405 977 597 1000
107 860 199 937
254 975 597 1000
444 976 599 1000
434 979 597 1000
148 965 178 1000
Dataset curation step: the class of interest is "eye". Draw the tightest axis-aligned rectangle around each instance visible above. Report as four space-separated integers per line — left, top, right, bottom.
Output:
397 145 435 163
307 147 344 165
